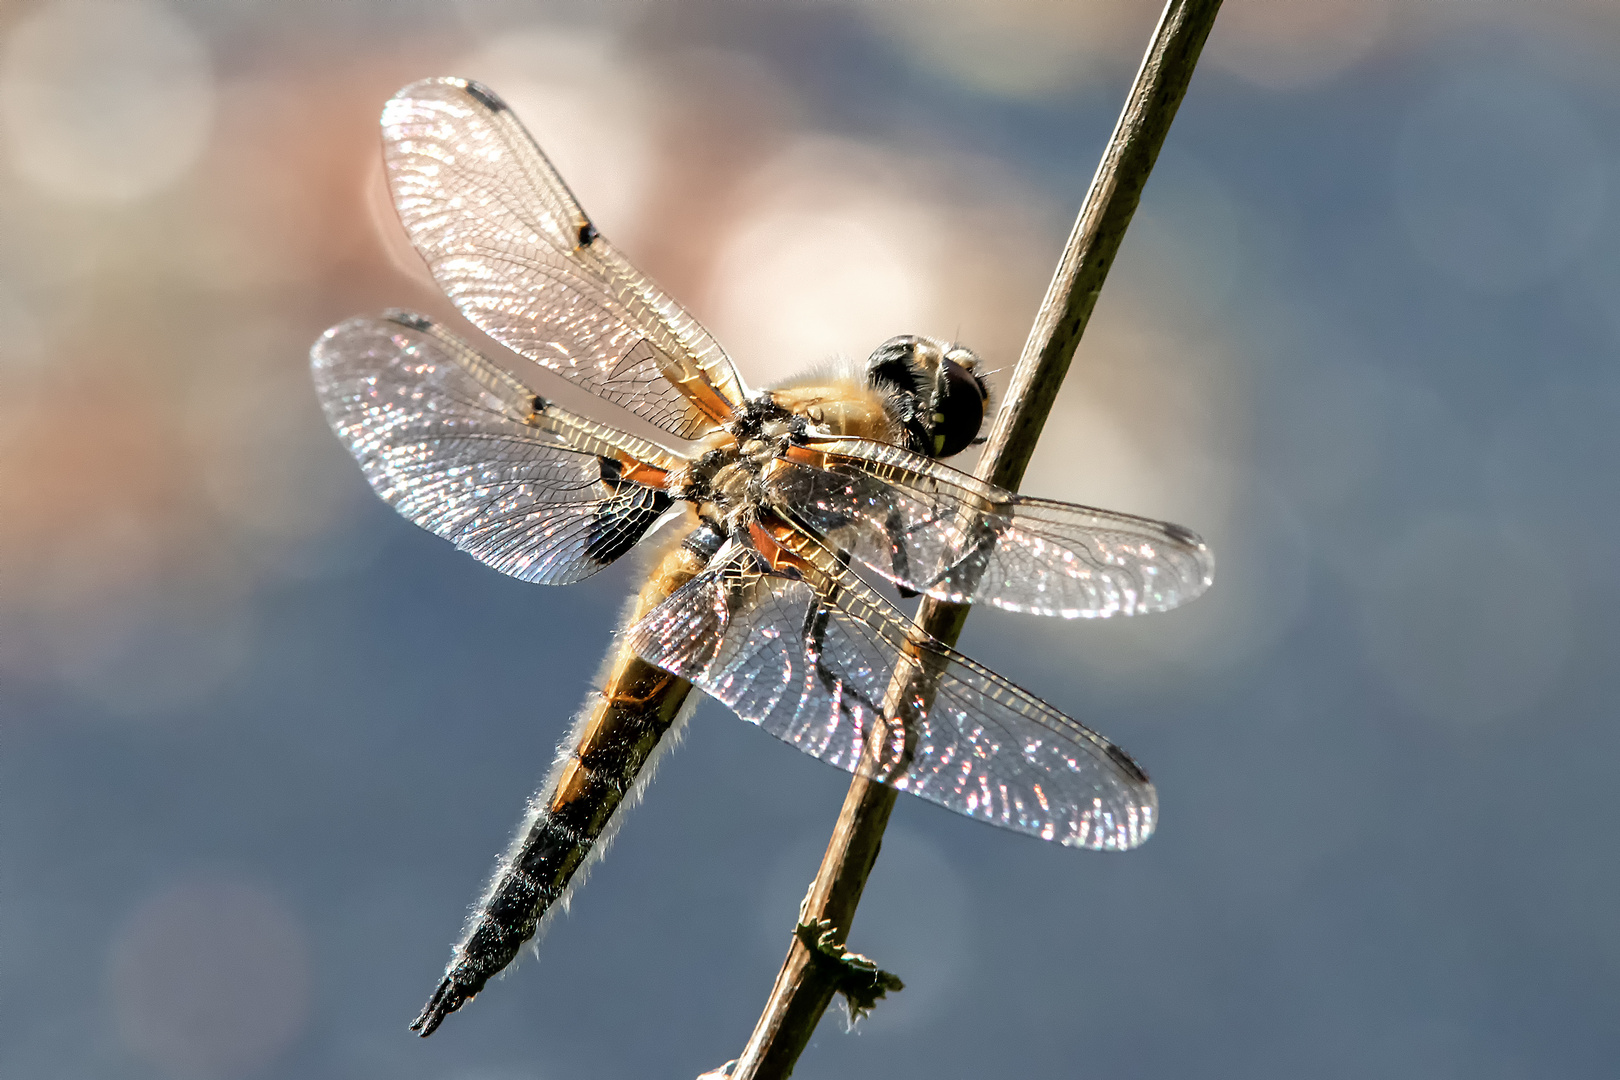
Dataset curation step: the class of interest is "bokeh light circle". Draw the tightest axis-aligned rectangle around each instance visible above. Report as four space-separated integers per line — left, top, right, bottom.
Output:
707 139 945 385
106 876 312 1078
1486 375 1620 587
711 206 935 384
461 28 654 246
0 284 45 447
0 0 214 203
1206 0 1392 90
1357 516 1572 727
855 0 1148 99
1394 74 1606 294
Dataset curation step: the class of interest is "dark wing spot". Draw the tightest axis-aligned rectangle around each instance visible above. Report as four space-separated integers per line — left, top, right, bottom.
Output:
585 475 673 566
577 220 599 248
384 309 434 332
1104 742 1152 785
1162 522 1201 547
460 80 508 113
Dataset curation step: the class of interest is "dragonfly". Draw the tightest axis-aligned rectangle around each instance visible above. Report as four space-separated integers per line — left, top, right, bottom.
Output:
311 77 1214 1037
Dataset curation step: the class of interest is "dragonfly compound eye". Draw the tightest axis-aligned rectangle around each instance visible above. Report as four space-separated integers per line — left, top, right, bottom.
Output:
864 336 988 458
927 352 989 458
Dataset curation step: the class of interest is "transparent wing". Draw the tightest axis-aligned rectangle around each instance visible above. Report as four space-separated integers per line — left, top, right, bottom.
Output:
381 77 747 439
628 536 1156 850
311 312 675 585
768 438 1213 618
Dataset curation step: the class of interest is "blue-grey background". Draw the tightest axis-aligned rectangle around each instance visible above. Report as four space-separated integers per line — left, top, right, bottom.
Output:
4 2 1618 1078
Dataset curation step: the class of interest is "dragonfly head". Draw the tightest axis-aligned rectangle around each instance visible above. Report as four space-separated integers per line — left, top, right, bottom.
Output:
865 335 991 459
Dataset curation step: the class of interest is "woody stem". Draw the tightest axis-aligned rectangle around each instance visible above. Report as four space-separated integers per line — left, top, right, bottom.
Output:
725 3 1225 1076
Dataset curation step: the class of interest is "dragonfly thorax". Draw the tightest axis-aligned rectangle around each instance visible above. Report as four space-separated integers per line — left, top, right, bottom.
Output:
673 393 806 533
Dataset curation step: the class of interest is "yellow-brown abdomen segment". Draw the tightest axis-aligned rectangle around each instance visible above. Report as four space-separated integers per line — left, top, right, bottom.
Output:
412 538 710 1036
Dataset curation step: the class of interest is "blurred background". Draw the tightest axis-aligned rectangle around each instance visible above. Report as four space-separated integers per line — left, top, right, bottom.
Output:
3 1 1618 1077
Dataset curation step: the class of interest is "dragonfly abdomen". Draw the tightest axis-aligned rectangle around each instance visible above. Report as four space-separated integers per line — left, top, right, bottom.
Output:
411 529 716 1036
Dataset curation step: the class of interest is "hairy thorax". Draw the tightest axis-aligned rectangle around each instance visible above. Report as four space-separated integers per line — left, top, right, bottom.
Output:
671 380 897 536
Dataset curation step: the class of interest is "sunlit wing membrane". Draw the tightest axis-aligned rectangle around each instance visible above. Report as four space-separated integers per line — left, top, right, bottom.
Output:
768 438 1214 618
628 535 1157 850
311 312 680 585
381 77 747 440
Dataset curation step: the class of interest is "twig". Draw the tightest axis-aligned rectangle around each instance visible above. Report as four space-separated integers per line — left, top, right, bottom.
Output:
725 3 1224 1076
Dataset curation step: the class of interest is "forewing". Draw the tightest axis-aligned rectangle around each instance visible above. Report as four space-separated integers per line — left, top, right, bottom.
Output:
629 540 1156 850
381 77 746 439
769 438 1213 618
311 312 672 585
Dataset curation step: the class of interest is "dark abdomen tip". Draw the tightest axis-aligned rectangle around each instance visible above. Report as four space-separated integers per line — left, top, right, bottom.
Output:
411 975 471 1037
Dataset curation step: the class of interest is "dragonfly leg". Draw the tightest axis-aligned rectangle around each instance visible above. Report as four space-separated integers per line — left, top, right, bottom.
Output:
799 595 916 784
885 504 920 598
